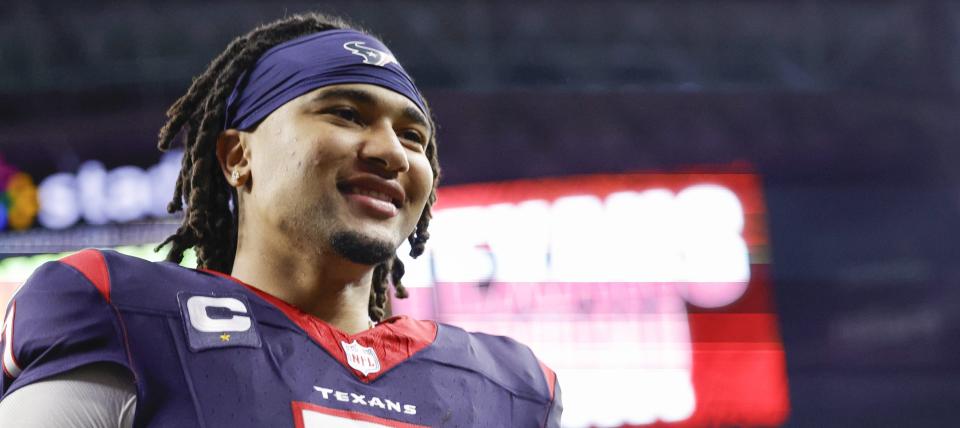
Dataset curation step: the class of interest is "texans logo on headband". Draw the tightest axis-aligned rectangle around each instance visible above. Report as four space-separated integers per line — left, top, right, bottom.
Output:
343 41 397 67
225 29 427 130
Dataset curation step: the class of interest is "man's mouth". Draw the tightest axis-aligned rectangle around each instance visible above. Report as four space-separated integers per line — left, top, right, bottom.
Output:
337 175 405 219
346 187 398 207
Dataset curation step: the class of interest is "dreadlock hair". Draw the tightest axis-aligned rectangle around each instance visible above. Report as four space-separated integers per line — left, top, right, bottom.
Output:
155 13 441 322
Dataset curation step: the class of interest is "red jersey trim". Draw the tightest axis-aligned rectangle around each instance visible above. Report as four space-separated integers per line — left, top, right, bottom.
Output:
200 269 438 383
292 401 427 428
2 301 22 378
61 249 111 303
538 359 557 400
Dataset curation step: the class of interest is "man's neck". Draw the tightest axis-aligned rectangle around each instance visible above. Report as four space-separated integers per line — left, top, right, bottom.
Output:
228 230 375 335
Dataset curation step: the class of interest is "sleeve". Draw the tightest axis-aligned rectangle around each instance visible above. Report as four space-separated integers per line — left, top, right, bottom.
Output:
0 362 137 428
539 363 562 428
0 250 132 399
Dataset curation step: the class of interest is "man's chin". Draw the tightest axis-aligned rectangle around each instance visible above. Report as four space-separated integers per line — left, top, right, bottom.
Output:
329 230 396 265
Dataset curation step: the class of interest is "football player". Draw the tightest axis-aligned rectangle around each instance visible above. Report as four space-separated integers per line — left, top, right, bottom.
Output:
0 12 561 427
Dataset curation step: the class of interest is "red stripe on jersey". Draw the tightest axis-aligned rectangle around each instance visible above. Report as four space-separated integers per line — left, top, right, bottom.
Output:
538 359 556 400
2 301 22 378
61 249 111 303
201 269 438 383
292 401 428 428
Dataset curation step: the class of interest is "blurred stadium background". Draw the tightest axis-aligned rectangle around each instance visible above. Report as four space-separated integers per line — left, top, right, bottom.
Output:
1 1 959 426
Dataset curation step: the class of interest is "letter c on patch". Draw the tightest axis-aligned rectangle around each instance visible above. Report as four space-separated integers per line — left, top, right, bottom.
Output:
186 296 251 332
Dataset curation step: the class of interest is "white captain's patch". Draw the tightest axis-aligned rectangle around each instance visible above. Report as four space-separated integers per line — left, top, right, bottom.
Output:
178 292 261 352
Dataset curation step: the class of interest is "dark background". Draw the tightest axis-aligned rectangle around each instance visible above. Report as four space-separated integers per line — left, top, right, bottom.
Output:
1 1 958 426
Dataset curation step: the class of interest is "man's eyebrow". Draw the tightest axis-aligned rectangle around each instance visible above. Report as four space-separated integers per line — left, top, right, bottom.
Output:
308 88 431 134
400 106 431 135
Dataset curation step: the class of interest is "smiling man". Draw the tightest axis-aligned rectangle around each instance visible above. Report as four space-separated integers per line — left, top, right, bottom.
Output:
0 13 561 427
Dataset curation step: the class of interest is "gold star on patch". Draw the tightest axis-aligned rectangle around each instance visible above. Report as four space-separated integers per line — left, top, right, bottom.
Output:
220 333 231 342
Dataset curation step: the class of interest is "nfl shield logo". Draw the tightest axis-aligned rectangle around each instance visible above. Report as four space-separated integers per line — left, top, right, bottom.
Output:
341 340 381 376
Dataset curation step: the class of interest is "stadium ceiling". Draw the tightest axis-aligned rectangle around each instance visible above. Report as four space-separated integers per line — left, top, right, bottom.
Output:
0 0 957 94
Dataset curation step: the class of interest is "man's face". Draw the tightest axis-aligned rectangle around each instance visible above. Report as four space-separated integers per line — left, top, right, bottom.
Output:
239 83 434 265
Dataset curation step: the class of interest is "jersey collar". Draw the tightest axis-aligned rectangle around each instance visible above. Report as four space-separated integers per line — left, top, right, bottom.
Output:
199 268 437 383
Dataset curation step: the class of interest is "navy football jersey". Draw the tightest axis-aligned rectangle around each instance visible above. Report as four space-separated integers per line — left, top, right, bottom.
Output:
1 249 561 427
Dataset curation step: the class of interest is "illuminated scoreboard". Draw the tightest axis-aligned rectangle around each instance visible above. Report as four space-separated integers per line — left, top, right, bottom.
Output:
393 172 789 427
0 171 789 427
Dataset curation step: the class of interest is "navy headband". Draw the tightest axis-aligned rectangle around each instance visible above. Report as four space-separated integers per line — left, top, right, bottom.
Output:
224 29 427 131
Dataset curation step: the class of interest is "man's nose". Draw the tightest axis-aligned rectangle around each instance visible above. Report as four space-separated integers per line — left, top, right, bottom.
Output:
359 122 409 175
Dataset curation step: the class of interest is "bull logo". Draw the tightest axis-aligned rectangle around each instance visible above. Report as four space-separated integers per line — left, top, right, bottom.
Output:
343 41 397 67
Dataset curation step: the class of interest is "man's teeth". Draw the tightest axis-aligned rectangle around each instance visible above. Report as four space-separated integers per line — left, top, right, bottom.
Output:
352 187 392 204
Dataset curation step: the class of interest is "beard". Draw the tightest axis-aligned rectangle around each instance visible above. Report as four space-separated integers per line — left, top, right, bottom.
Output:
329 230 396 265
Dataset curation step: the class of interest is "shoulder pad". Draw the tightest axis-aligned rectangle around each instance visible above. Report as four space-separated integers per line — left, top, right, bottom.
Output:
421 323 554 404
93 250 238 314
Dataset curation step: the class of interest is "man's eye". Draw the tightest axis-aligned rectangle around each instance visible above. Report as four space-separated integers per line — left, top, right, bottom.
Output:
328 107 361 123
400 129 426 146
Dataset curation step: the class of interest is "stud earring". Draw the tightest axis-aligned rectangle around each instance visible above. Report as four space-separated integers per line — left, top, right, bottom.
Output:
232 170 240 183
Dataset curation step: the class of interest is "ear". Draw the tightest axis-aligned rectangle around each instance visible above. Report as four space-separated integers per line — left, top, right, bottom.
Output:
216 129 249 187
